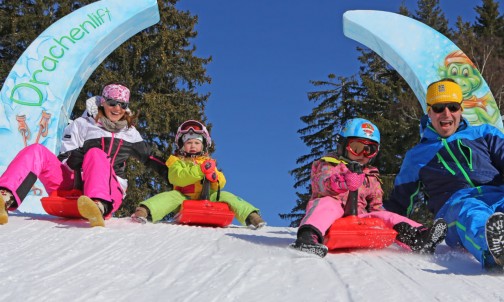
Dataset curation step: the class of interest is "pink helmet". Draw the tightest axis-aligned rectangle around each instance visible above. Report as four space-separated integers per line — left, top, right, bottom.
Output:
175 120 212 150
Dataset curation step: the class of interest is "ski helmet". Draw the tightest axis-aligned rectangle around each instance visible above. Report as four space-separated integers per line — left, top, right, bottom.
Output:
339 118 380 143
175 120 212 153
336 118 380 160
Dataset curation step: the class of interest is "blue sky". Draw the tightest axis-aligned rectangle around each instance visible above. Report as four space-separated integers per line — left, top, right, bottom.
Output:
174 0 482 226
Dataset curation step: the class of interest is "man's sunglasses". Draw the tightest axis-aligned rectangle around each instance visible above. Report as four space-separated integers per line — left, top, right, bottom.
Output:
105 99 129 109
431 103 461 114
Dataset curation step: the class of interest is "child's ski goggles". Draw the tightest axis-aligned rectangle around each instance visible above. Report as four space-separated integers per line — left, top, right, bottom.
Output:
179 120 205 134
346 138 379 158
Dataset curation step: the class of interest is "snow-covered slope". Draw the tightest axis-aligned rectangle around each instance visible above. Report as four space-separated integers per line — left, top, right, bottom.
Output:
1 213 503 302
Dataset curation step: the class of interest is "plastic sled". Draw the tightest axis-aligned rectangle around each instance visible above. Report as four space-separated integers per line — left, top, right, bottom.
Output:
176 199 234 227
323 162 397 250
41 189 84 218
324 215 397 250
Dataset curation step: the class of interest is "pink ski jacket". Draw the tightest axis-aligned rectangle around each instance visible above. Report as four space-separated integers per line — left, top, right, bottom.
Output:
310 154 384 215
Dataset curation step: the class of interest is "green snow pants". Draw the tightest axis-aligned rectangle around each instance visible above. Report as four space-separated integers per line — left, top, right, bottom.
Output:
140 190 259 224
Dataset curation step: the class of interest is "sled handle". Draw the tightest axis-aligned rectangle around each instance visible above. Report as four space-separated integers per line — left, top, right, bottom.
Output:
200 178 210 200
74 169 83 190
343 161 363 217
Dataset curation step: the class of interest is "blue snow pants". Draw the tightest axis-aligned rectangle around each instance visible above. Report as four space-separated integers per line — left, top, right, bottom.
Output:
436 185 504 267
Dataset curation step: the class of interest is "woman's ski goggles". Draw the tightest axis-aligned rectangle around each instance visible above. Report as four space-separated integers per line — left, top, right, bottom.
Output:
105 99 129 109
346 138 379 158
430 102 462 113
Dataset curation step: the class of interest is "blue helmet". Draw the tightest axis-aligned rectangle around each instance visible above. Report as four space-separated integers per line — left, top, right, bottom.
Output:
339 118 380 144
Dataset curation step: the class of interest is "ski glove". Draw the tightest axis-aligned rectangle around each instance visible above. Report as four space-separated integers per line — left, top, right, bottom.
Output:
343 170 365 191
66 149 85 170
200 160 218 183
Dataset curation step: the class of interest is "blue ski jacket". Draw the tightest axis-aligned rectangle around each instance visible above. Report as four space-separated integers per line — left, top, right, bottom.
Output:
385 118 504 216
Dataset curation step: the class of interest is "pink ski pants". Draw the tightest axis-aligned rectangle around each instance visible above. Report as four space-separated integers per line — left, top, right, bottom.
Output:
299 196 422 235
0 144 123 216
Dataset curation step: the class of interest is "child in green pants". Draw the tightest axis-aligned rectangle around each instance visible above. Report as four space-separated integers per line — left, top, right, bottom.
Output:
131 120 266 229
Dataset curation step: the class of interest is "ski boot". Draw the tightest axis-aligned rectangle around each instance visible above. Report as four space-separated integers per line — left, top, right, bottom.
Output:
290 226 328 258
394 218 447 253
246 211 266 230
485 212 504 267
0 189 15 225
77 196 106 227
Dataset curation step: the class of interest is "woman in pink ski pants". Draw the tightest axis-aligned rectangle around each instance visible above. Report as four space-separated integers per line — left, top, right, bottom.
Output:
0 82 166 226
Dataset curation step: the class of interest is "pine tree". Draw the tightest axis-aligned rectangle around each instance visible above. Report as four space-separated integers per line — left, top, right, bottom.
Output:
281 75 361 226
470 0 504 109
414 0 450 36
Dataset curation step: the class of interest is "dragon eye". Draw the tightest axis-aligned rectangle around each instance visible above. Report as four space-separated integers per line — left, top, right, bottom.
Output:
450 66 458 76
462 67 469 77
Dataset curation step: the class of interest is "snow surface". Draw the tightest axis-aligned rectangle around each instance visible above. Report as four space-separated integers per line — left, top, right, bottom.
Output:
1 213 503 302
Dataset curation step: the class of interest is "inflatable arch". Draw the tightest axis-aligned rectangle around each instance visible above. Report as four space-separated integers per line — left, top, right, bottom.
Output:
0 0 160 213
343 10 503 130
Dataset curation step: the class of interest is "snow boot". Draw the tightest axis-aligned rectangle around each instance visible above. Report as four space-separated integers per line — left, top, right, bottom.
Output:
394 218 447 253
0 189 14 225
77 196 105 227
485 212 504 267
290 226 328 258
246 211 266 230
131 206 149 224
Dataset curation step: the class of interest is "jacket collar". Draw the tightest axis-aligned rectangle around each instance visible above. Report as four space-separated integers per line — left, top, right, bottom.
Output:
420 117 469 142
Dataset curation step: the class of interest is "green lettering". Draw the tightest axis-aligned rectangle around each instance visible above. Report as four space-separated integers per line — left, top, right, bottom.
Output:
10 83 44 106
79 19 96 34
53 35 75 50
30 70 49 86
42 56 58 72
69 27 84 40
48 45 64 59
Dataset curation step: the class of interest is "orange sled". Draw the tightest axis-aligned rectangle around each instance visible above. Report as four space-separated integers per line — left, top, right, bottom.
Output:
324 215 397 249
176 199 234 227
41 189 84 218
323 162 397 250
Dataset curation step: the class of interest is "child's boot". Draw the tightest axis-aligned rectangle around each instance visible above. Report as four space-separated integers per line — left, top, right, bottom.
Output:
394 218 447 253
246 211 266 230
0 189 15 225
131 206 149 224
290 226 328 258
485 212 504 267
77 196 106 227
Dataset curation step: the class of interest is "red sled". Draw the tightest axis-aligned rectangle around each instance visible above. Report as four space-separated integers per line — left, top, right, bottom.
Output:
322 162 398 251
176 199 234 227
324 215 398 250
40 189 84 219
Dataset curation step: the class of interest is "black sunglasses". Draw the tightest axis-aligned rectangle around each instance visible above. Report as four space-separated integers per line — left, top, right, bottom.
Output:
431 103 461 113
105 99 129 109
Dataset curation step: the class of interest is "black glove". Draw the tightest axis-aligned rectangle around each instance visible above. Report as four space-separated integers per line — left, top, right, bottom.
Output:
66 149 85 170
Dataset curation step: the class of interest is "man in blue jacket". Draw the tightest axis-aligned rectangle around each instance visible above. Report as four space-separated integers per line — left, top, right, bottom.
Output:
385 78 504 269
